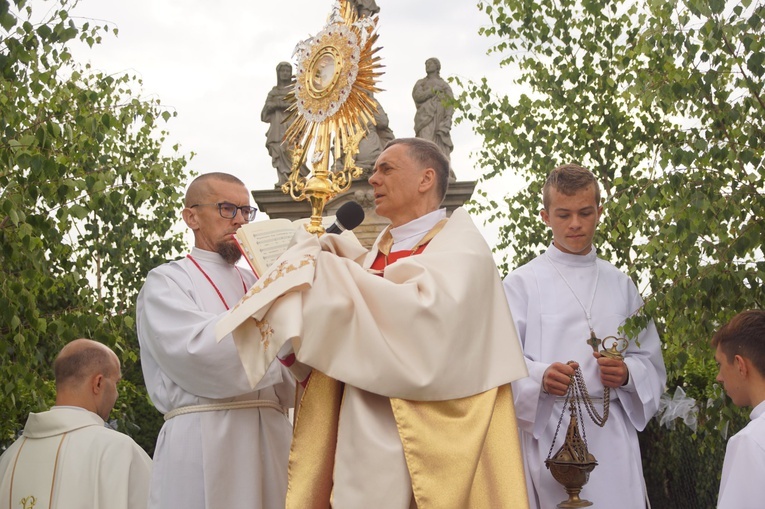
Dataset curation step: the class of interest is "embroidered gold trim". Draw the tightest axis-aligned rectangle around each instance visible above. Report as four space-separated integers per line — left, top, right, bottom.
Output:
253 317 274 351
48 433 66 509
232 254 316 311
9 432 67 509
378 218 448 267
8 437 27 509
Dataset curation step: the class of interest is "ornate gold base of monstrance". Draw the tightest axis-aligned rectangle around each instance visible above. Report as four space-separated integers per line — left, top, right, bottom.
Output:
281 0 383 234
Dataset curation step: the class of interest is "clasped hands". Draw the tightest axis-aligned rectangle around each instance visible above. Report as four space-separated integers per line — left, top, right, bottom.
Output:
542 353 629 396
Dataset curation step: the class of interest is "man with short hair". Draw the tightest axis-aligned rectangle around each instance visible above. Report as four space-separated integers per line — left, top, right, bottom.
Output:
136 172 294 509
0 338 152 509
217 138 529 509
712 309 765 509
503 163 666 508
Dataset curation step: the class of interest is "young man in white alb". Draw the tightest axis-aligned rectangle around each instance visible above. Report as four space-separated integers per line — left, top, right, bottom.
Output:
503 163 666 509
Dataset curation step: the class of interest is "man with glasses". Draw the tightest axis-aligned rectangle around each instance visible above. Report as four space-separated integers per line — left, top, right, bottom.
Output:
136 172 294 509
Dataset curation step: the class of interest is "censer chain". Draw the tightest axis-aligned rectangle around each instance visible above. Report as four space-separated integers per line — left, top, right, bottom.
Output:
545 367 610 462
546 388 572 461
572 367 610 428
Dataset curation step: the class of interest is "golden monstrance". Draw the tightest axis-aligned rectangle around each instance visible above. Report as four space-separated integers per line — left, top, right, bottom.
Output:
281 0 383 234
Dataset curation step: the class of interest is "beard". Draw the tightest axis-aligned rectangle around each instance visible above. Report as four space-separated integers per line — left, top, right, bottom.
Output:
216 240 242 265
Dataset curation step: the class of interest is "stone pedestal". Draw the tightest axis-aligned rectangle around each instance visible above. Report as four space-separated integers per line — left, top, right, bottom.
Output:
251 180 476 249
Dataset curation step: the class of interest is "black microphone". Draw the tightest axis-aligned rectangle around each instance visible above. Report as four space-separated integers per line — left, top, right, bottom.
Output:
325 201 365 234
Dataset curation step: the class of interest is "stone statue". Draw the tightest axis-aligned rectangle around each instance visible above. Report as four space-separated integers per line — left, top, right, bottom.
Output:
412 57 456 179
336 93 394 177
261 62 309 186
350 0 380 18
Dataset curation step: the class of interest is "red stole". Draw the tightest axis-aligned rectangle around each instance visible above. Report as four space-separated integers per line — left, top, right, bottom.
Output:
370 244 428 272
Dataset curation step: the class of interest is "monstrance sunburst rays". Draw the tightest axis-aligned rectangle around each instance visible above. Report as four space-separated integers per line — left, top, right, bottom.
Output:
281 0 384 233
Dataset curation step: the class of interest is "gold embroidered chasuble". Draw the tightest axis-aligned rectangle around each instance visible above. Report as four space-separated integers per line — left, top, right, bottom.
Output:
0 408 152 509
216 207 529 508
287 372 527 509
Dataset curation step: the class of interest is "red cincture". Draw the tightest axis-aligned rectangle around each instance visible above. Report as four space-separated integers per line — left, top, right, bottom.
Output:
186 254 247 310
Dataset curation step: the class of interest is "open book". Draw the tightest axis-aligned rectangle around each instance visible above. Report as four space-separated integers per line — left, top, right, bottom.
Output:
234 216 331 278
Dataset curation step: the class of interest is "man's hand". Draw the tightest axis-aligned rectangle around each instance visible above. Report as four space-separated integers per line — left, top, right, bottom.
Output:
593 352 629 387
542 361 579 396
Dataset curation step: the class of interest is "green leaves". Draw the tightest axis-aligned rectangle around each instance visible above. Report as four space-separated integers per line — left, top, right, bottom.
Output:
458 0 765 476
1 0 188 447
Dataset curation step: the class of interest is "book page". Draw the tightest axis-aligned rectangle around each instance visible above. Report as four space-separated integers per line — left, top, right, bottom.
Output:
235 218 298 277
257 228 300 268
234 216 335 277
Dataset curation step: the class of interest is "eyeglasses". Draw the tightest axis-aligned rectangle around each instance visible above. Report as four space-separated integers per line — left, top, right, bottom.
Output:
190 202 257 221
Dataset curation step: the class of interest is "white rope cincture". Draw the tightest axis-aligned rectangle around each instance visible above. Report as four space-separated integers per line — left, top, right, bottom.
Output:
164 400 287 421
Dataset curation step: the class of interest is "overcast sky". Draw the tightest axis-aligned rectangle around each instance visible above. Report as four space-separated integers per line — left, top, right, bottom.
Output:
49 0 524 244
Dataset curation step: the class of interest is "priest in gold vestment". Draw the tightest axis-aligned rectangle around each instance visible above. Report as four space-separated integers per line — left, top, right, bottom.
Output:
218 138 530 508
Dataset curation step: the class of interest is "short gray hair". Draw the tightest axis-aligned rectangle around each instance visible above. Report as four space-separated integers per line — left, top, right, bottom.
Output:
385 138 449 202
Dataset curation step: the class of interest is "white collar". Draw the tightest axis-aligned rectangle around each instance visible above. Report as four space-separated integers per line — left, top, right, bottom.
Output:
751 400 765 420
50 405 90 413
546 243 598 267
389 209 446 249
189 247 231 267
